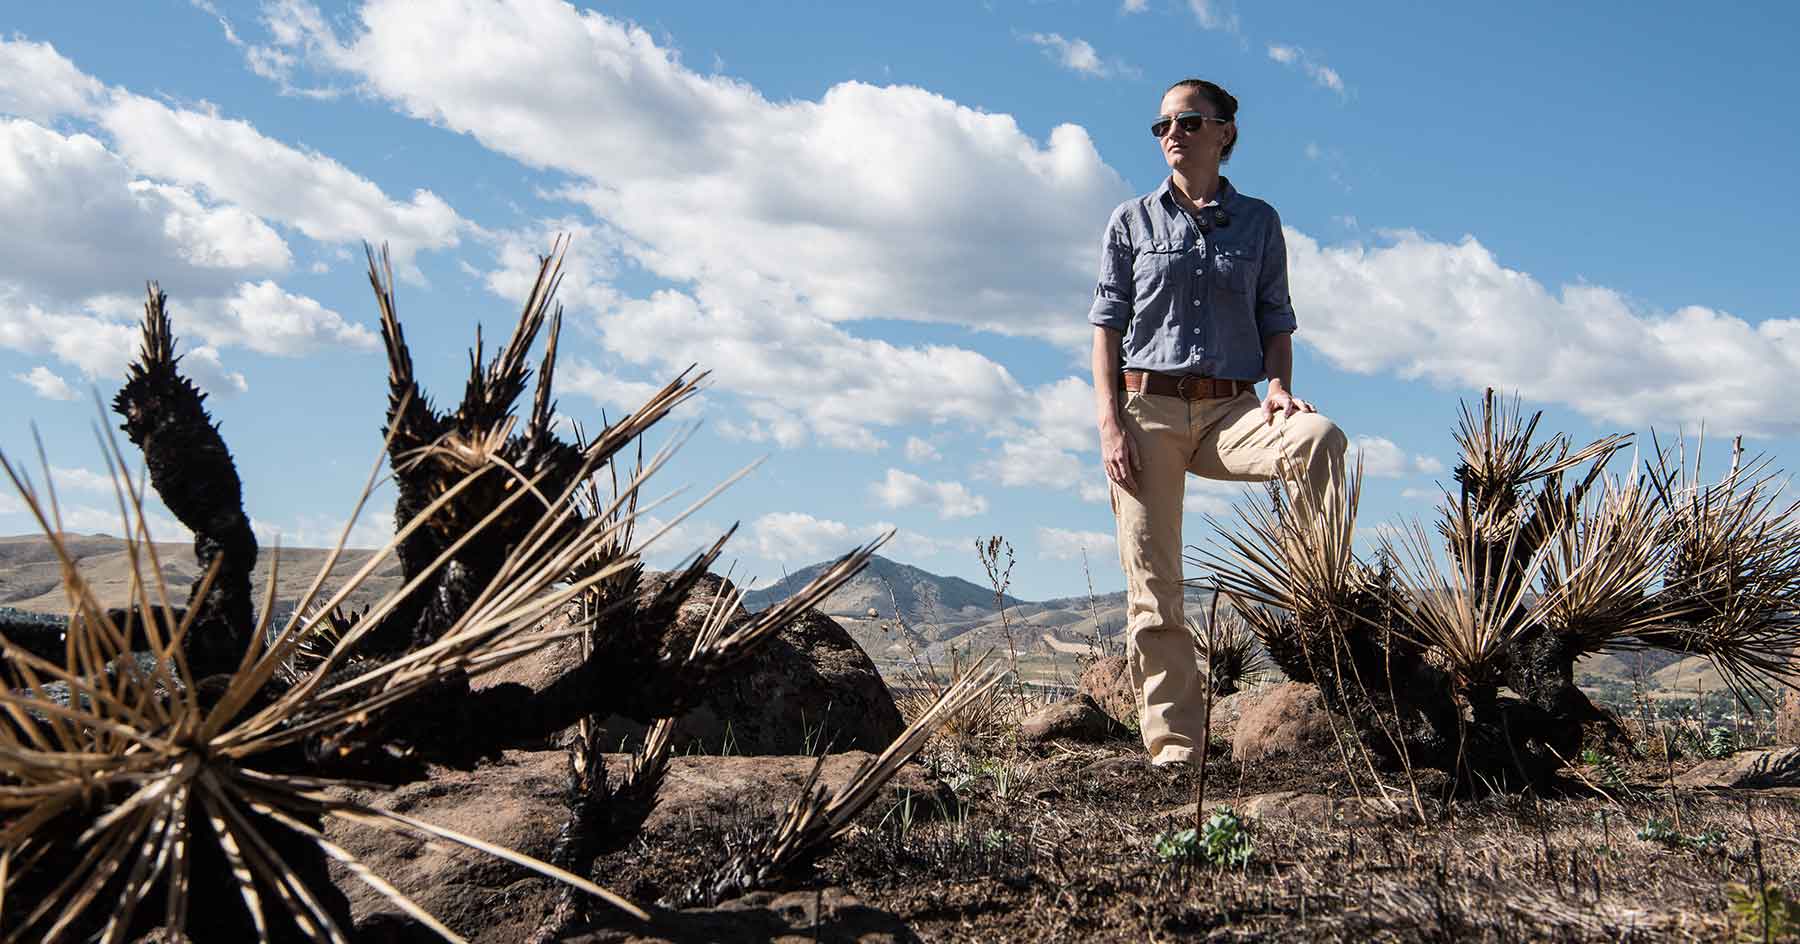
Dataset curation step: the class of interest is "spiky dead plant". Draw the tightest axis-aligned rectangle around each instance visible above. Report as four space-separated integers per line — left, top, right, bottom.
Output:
1198 388 1800 792
1186 601 1268 697
0 440 641 942
1641 435 1800 707
679 658 1005 906
1 244 909 939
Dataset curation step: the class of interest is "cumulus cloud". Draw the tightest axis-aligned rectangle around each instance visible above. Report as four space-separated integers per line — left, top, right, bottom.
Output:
0 36 465 279
750 511 880 562
261 1 1128 346
871 469 988 519
1121 0 1149 11
0 37 106 122
1038 526 1115 560
191 281 376 355
1352 435 1440 478
15 366 77 401
1019 33 1135 79
0 119 290 302
1267 44 1345 95
904 436 941 463
98 96 462 274
1288 229 1800 436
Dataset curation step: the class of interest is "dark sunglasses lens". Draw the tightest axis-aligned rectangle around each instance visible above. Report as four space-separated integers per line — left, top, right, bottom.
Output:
1177 116 1207 134
1150 118 1172 138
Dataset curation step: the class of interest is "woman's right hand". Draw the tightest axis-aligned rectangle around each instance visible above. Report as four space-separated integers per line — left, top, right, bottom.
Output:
1099 415 1140 492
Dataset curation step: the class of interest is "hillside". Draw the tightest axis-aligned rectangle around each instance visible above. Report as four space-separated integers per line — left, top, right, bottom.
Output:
0 533 403 621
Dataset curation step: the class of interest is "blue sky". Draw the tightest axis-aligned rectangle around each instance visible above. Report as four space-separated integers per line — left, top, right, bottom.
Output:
2 0 1796 601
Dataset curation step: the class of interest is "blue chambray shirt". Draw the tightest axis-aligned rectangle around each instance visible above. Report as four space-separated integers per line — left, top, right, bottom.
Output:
1087 176 1297 382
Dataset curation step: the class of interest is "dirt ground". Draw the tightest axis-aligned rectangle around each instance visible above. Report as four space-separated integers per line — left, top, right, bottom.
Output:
584 738 1800 943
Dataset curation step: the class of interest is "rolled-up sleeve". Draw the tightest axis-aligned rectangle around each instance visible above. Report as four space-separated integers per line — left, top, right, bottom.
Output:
1256 209 1298 337
1087 207 1134 331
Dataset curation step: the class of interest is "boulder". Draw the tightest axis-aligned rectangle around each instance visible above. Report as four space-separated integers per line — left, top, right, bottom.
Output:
1018 694 1131 744
1674 748 1800 790
475 572 905 755
1077 655 1136 727
1230 682 1337 762
324 750 940 940
1777 687 1799 747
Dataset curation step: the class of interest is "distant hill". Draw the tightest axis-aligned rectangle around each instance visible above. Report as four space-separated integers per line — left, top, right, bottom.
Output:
742 555 1025 624
0 533 403 621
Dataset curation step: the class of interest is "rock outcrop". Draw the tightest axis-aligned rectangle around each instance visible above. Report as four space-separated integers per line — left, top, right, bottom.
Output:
476 572 905 755
1230 682 1338 762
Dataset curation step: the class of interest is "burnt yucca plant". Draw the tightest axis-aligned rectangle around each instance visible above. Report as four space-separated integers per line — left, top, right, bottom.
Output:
0 243 959 940
1198 388 1800 790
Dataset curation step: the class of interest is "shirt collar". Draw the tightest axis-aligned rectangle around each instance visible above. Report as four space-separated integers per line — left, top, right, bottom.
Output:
1155 175 1238 212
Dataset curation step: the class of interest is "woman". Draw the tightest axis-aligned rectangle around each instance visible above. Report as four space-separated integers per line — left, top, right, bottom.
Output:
1086 78 1347 767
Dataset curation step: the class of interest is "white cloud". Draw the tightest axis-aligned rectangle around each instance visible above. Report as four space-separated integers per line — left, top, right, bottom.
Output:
0 119 290 302
1266 44 1345 95
1354 437 1405 477
193 281 376 356
253 508 395 551
594 284 1025 451
97 95 462 274
904 436 941 463
871 469 988 519
1038 526 1115 560
1020 33 1135 80
180 345 250 396
1121 0 1149 11
1288 229 1800 436
1352 435 1439 478
269 1 1127 346
0 37 106 122
1400 486 1444 503
750 511 882 563
50 466 115 493
0 297 140 379
558 361 669 414
1188 0 1241 32
15 366 78 401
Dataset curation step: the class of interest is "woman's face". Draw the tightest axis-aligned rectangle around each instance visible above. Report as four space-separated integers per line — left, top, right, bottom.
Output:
1157 87 1233 173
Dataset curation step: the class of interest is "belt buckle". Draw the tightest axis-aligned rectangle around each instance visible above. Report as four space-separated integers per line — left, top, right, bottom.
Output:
1177 375 1199 399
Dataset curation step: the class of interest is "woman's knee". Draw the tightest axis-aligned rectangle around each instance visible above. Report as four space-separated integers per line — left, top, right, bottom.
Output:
1286 413 1347 456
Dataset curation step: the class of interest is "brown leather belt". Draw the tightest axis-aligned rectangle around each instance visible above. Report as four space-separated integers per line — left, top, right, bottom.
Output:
1120 370 1250 400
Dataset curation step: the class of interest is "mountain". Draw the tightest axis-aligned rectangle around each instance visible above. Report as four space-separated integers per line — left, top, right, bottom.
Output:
741 554 1025 624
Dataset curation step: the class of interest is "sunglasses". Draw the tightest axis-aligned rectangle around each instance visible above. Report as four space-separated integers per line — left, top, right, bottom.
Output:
1151 112 1230 138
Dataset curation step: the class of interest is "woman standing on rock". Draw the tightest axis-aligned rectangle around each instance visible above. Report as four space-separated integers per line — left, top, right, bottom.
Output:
1087 78 1347 767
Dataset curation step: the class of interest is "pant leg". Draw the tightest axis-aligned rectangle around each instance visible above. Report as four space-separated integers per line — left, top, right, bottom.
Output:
1110 391 1205 764
1187 391 1348 509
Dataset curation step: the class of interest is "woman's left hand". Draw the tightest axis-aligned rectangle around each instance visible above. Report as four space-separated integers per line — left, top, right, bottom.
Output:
1261 388 1316 424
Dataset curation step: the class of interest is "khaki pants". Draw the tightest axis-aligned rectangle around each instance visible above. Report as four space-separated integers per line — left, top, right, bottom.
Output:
1109 388 1346 764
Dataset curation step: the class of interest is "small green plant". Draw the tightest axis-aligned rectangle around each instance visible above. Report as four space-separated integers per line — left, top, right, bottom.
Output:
1726 882 1798 942
981 828 1011 852
1154 806 1253 867
1637 817 1726 853
880 789 919 842
1704 726 1735 759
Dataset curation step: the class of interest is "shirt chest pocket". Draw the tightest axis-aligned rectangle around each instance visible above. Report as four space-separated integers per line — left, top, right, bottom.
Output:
1212 246 1257 295
1132 240 1191 295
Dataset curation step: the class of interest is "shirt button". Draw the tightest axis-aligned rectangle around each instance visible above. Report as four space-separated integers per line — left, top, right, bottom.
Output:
1192 299 1200 306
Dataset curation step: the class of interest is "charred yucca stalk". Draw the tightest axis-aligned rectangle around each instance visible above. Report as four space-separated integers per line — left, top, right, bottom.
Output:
1640 436 1800 707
